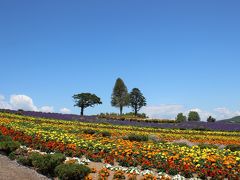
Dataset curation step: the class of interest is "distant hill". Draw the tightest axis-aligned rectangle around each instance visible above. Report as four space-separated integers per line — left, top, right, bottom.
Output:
220 116 240 123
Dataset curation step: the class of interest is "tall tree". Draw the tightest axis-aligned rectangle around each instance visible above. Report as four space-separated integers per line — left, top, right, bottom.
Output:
129 88 147 116
73 93 102 116
175 113 187 123
111 78 129 115
188 111 200 121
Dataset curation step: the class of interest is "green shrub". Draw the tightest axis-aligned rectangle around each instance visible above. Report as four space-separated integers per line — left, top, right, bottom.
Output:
8 151 16 160
101 131 111 137
225 144 240 152
0 132 3 140
173 142 190 147
198 143 218 149
0 141 20 155
29 153 46 173
55 164 91 180
192 127 210 131
127 134 148 142
17 156 32 166
207 116 216 122
83 129 97 135
49 153 66 167
30 153 66 176
168 168 178 176
28 152 43 163
0 135 12 142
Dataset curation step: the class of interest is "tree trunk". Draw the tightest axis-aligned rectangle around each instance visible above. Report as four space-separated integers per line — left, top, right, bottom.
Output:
81 107 84 116
120 106 123 115
134 107 138 116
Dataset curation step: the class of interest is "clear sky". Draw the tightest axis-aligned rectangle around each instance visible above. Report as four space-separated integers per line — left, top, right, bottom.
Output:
0 0 240 120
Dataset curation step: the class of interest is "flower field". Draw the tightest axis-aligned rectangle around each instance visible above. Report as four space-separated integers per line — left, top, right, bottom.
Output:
0 112 240 179
2 109 240 131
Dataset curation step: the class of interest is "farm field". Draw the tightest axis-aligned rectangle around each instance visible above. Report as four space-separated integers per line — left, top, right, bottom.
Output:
0 112 240 179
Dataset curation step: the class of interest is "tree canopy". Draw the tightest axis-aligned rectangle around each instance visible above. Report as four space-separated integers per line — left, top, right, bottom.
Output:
129 88 146 116
207 116 216 122
73 93 102 116
111 78 129 115
176 113 187 123
188 111 200 121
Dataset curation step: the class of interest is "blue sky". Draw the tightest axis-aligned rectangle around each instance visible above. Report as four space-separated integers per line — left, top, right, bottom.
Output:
0 0 240 120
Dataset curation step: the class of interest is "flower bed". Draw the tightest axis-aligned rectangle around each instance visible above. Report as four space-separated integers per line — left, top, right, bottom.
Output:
0 112 240 179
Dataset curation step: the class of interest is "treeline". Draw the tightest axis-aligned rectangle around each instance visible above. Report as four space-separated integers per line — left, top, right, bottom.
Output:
176 112 216 123
73 78 146 116
72 78 216 122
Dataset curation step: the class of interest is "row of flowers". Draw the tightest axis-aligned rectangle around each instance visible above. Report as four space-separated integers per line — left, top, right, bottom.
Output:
1 112 239 146
20 145 190 179
0 113 240 179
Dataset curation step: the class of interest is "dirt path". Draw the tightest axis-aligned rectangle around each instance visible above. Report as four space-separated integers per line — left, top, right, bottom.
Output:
0 154 49 180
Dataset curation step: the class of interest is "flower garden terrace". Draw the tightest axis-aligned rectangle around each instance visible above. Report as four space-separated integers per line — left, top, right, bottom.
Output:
0 112 240 178
1 112 240 145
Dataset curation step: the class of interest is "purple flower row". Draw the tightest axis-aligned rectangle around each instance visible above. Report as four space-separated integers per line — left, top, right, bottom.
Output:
1 109 240 131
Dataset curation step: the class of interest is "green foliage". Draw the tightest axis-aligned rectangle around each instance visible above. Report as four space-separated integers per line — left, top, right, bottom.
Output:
225 144 240 152
8 151 16 160
83 129 97 135
99 112 147 118
111 78 129 115
17 156 32 166
192 127 210 131
124 112 147 118
55 163 91 180
197 143 218 149
29 152 66 176
127 134 149 142
188 111 200 121
0 140 20 155
207 116 216 122
28 152 43 163
98 113 175 123
49 153 66 168
129 88 147 116
0 135 12 142
101 131 111 137
73 93 102 115
168 168 178 176
173 142 190 147
175 113 187 123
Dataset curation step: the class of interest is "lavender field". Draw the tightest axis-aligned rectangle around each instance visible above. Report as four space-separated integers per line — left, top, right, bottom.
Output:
1 109 239 131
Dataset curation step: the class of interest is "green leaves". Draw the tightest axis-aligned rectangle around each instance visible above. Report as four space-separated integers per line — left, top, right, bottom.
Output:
73 93 102 108
73 93 102 115
207 116 216 122
176 113 187 123
129 88 147 116
188 111 200 121
111 78 129 115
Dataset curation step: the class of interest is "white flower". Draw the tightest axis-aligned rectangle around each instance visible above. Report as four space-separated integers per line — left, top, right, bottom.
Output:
172 174 185 180
104 164 113 169
141 170 154 175
125 167 141 175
